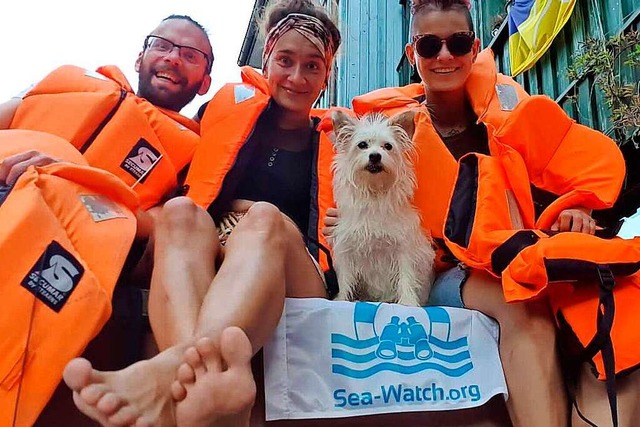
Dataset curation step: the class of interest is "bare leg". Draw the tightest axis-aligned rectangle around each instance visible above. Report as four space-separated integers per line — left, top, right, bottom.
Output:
572 363 640 427
192 203 326 352
280 215 327 298
148 197 220 350
174 203 326 424
463 270 568 427
63 201 323 426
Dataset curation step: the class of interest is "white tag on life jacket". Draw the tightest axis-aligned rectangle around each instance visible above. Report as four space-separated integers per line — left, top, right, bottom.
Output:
234 84 256 104
84 69 110 81
495 84 519 111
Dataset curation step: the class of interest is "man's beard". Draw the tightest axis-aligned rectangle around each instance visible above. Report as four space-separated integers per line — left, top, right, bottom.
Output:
137 73 199 112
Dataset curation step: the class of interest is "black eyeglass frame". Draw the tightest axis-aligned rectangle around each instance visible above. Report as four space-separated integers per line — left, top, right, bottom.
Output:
143 35 212 70
411 31 476 59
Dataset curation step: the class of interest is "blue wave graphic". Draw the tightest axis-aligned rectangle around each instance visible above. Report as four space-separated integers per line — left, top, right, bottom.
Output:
332 362 474 378
331 334 378 349
332 349 376 363
332 349 471 364
332 334 468 351
428 336 468 350
433 351 471 364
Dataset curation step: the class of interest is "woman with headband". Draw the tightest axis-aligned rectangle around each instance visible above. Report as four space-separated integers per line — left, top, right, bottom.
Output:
62 1 342 426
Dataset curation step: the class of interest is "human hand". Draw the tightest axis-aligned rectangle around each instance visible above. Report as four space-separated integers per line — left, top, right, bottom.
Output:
322 207 339 245
0 150 61 185
550 207 597 234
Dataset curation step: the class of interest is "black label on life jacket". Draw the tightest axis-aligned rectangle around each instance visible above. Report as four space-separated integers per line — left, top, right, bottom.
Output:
21 241 85 312
120 138 162 184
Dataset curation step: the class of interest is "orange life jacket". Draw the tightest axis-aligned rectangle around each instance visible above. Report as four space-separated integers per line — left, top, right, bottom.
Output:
0 130 139 426
352 49 625 270
443 150 635 426
184 66 337 294
10 65 200 209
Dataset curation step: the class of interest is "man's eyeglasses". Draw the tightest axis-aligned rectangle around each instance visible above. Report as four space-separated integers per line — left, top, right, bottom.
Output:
144 35 211 68
412 31 475 59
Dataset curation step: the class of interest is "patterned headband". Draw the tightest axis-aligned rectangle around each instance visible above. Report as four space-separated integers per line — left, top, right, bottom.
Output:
262 13 337 76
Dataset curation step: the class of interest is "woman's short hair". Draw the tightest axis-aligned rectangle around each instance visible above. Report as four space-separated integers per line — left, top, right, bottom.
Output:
410 0 474 35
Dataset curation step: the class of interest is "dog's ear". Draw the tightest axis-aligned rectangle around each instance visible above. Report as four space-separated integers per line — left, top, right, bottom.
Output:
388 110 417 141
331 110 357 151
331 109 356 134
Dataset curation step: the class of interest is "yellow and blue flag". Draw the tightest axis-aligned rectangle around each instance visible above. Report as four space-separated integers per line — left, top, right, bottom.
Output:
508 0 576 75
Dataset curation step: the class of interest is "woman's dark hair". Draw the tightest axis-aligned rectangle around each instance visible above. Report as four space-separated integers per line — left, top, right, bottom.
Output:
257 0 341 52
410 0 474 35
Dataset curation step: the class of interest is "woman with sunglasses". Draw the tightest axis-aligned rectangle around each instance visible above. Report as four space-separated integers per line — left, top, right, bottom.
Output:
346 0 631 426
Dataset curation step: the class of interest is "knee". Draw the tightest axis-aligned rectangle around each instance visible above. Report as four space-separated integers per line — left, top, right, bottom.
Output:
231 203 304 252
159 196 212 233
241 202 286 237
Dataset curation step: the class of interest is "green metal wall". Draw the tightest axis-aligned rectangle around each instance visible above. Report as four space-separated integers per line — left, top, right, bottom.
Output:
472 0 640 138
335 0 406 107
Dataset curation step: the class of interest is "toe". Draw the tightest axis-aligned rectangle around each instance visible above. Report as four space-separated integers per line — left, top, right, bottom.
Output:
72 391 114 426
108 405 139 426
194 336 216 357
184 345 203 366
63 358 95 391
96 392 124 416
176 362 196 384
196 337 223 373
171 380 187 401
80 383 109 405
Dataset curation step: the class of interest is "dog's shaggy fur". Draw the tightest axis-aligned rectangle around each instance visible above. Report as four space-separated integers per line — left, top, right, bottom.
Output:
330 110 435 306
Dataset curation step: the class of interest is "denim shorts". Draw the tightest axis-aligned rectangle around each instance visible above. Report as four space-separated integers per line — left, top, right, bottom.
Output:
426 264 469 308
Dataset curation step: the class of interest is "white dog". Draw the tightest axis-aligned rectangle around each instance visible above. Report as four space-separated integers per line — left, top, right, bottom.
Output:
330 110 435 306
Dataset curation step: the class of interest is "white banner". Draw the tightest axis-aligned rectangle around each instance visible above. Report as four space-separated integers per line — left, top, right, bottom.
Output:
264 298 508 420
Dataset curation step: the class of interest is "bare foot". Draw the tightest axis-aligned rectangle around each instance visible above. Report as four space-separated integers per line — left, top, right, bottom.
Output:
63 346 184 426
172 326 256 427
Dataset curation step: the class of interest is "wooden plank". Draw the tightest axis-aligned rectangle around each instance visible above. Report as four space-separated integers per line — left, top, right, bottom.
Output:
600 0 623 36
539 52 556 98
569 3 595 127
359 0 369 92
526 65 539 95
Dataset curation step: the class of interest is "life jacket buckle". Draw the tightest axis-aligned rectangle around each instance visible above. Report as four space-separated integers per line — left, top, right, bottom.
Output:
596 265 616 292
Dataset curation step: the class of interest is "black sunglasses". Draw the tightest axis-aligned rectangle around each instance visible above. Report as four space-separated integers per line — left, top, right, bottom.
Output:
412 31 475 59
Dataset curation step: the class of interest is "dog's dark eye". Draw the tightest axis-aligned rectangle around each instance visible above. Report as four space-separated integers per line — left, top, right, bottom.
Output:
357 141 368 149
383 143 393 151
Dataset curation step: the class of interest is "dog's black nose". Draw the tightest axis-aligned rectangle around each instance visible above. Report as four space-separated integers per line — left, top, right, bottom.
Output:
369 153 382 163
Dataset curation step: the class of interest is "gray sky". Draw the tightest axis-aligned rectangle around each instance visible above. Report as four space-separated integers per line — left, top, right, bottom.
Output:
0 0 256 117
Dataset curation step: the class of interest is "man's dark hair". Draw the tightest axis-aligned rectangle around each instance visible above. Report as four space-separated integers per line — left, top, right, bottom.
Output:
156 14 214 73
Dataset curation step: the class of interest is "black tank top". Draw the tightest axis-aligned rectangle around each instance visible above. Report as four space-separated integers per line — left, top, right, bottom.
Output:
234 125 314 233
